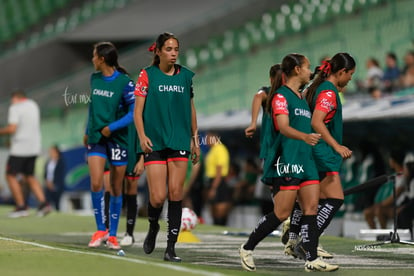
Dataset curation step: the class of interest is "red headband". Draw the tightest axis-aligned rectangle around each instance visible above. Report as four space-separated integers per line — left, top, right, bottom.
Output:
148 42 156 52
319 60 331 75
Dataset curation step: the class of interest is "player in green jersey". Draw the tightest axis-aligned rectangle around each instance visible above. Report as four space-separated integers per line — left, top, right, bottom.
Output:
284 53 356 259
134 33 200 262
239 53 338 272
85 42 135 250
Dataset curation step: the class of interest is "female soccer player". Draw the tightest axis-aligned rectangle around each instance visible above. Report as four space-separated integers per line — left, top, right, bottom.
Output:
85 41 135 250
284 53 356 259
134 32 199 262
239 53 338 272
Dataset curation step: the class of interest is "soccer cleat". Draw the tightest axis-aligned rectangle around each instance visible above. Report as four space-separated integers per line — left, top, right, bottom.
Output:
293 240 307 260
284 238 299 258
120 233 135 246
37 203 52 217
317 245 334 259
239 244 256 272
164 250 182 262
88 230 109 248
304 257 339 272
106 236 121 250
143 223 160 254
8 207 29 218
280 217 291 245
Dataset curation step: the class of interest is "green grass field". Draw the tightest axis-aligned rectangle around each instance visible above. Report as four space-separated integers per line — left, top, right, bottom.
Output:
1 206 414 276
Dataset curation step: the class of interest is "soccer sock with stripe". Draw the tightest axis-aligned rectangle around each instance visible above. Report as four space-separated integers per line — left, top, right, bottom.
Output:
104 191 110 230
125 194 138 236
300 215 318 261
317 198 343 236
166 200 182 253
91 190 106 231
109 195 123 237
243 212 281 251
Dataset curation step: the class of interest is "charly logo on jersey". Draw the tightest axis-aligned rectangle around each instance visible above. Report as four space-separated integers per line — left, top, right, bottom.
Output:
294 108 311 118
179 151 186 155
274 157 305 175
158 85 185 93
92 88 114 98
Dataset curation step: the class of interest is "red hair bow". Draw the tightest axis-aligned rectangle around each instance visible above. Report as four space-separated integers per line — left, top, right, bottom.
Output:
148 42 156 52
319 60 331 74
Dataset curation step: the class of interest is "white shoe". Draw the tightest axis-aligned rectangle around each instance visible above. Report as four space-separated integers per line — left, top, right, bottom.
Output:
280 218 290 245
317 245 333 259
120 233 135 246
284 237 299 258
304 257 339 272
8 208 29 218
239 244 256 271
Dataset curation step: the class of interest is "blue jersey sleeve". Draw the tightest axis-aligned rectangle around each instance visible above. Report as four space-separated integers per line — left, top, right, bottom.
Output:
108 80 135 132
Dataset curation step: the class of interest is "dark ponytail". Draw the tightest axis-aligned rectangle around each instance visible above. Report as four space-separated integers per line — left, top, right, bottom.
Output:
306 52 355 109
148 32 179 66
94 41 128 74
266 54 306 114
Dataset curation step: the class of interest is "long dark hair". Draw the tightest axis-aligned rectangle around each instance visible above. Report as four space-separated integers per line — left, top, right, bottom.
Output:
94 41 128 74
148 32 179 66
306 52 355 108
266 54 306 114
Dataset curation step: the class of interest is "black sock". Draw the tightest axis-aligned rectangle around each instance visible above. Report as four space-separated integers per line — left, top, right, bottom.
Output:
148 202 163 226
317 198 343 236
126 194 138 236
318 198 327 212
104 191 110 229
244 212 281 251
301 215 318 261
289 202 302 239
166 200 182 250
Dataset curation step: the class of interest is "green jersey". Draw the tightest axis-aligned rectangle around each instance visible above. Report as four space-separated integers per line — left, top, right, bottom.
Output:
259 86 271 159
310 80 343 172
262 86 318 183
143 65 195 151
87 71 135 148
310 80 343 144
126 122 141 174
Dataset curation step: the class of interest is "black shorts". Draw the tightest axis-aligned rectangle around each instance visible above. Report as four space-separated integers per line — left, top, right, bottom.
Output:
6 156 37 176
208 178 233 203
144 148 189 166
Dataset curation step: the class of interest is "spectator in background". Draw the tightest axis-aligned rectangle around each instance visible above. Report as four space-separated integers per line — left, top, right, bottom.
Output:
233 158 259 205
373 148 406 229
382 52 401 93
44 145 65 211
400 50 414 88
367 86 383 100
357 140 386 229
205 131 231 226
397 153 414 240
365 57 383 90
0 90 51 218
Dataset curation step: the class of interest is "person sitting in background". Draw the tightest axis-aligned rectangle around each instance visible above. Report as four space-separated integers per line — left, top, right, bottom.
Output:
373 148 406 229
382 52 401 93
357 57 383 92
397 153 414 240
356 140 386 229
400 50 414 88
44 145 66 211
367 86 383 100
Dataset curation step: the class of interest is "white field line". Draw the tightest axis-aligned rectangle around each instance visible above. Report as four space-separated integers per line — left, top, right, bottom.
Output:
0 236 225 276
